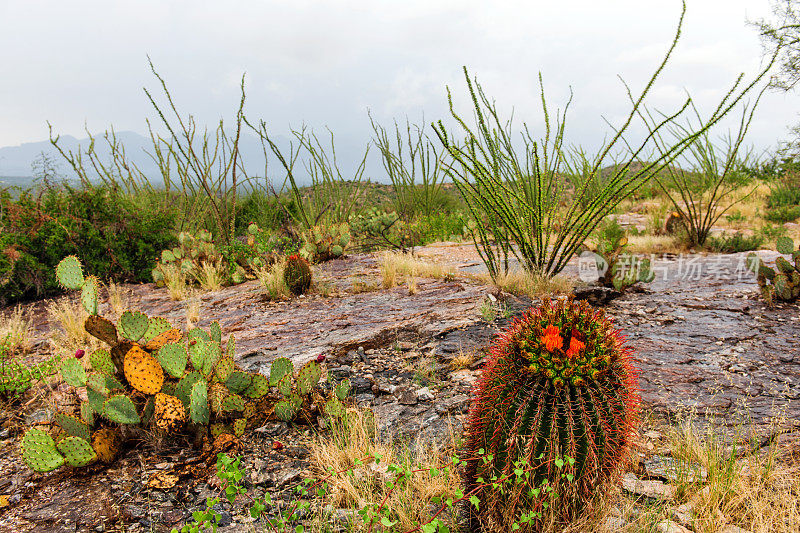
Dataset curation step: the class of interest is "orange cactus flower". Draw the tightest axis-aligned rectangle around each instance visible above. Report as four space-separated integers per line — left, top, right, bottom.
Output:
565 337 586 360
541 325 563 352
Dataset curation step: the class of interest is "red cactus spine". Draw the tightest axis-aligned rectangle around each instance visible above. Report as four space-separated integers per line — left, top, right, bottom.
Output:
463 299 639 532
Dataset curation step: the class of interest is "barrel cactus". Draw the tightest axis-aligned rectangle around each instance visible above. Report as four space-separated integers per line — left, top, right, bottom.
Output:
463 299 639 532
284 255 312 296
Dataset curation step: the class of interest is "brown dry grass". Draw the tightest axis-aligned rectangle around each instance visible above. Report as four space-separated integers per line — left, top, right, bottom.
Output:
105 281 128 318
255 259 290 300
308 408 462 532
161 263 190 301
193 260 225 292
0 305 33 354
474 269 574 298
380 251 455 289
47 298 102 355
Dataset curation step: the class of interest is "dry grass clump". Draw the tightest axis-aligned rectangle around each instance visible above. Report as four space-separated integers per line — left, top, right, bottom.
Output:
350 278 381 294
475 269 574 298
105 281 128 318
449 349 476 370
666 420 800 533
255 259 290 300
625 234 685 254
308 408 462 531
185 298 200 329
47 299 102 354
161 263 190 301
193 260 225 292
0 305 33 354
379 251 455 289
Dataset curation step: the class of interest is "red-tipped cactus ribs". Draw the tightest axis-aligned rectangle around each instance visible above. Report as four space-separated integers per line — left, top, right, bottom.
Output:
463 299 639 532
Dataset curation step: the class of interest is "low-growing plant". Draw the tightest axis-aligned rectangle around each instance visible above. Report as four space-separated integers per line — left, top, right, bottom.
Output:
706 232 765 253
0 337 61 401
584 218 655 292
18 256 296 474
747 236 800 304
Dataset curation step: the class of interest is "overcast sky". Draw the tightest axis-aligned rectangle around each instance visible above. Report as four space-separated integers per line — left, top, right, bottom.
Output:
1 0 798 162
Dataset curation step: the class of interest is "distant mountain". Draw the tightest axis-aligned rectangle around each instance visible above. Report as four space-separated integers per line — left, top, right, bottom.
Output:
0 130 384 189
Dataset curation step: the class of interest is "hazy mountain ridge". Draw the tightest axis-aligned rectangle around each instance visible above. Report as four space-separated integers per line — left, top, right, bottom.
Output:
0 131 379 188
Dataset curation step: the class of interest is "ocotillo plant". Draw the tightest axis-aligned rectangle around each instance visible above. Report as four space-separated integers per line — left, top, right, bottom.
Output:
463 299 639 532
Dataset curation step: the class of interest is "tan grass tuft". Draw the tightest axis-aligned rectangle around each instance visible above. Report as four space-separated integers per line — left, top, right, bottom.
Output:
47 299 101 354
255 259 290 300
308 408 462 531
475 269 574 298
0 305 33 354
379 251 454 289
193 260 225 292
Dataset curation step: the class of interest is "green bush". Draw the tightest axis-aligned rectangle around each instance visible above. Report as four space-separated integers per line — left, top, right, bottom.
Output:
764 173 800 223
0 184 177 304
706 232 765 253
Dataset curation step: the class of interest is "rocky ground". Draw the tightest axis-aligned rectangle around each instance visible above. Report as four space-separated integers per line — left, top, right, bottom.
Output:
0 244 798 532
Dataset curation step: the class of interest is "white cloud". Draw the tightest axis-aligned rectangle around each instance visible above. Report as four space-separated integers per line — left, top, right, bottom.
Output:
0 0 795 160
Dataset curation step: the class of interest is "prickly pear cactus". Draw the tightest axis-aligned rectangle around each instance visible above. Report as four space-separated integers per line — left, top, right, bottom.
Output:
300 223 351 262
748 237 800 305
21 429 66 472
21 256 337 475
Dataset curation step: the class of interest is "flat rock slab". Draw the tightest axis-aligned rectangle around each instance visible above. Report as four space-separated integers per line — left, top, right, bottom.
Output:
96 254 489 372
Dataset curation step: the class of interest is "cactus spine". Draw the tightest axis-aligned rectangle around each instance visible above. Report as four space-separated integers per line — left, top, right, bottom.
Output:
463 299 639 532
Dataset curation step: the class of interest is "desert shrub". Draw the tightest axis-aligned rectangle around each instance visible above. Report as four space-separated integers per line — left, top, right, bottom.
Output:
433 7 773 280
0 184 176 304
764 172 800 223
706 232 765 253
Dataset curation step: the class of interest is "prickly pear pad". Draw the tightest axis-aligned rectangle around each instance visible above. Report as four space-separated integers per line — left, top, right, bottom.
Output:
119 310 149 342
156 343 189 378
103 395 141 425
85 315 118 345
21 428 65 472
57 436 97 467
54 413 91 441
123 345 164 394
90 349 115 375
61 358 87 388
55 256 85 290
81 276 100 315
92 428 120 463
154 393 186 432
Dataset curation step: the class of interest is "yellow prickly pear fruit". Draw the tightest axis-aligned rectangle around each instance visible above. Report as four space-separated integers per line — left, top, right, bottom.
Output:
123 345 164 394
154 393 186 432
